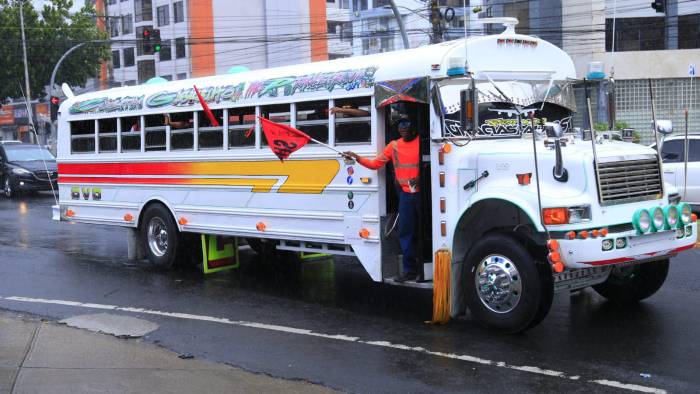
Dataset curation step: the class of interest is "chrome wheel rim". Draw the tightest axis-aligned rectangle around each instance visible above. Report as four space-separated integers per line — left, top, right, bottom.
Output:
147 217 168 257
475 254 522 314
4 179 10 197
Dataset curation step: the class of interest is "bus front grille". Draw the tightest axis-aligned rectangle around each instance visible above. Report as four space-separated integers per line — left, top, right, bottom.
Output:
597 157 663 205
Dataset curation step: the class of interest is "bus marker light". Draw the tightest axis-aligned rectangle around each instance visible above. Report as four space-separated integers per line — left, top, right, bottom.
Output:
66 209 75 218
542 208 568 225
546 239 559 251
178 217 188 225
439 172 445 187
440 221 446 236
439 197 446 213
516 173 531 185
359 228 370 239
579 230 589 239
439 151 444 165
548 251 561 263
360 177 371 184
552 261 564 273
692 213 698 223
600 228 608 236
441 143 452 154
256 222 266 232
566 231 576 240
591 229 599 238
123 213 134 222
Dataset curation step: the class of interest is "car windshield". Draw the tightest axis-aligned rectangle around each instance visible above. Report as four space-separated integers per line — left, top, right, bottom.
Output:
4 147 55 162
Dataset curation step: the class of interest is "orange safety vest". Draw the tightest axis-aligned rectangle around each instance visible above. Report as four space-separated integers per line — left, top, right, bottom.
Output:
357 137 420 193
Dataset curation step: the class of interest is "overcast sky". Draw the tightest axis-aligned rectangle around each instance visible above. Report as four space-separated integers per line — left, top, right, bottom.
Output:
31 0 84 14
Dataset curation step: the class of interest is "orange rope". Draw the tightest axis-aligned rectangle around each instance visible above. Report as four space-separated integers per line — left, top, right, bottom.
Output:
429 248 452 324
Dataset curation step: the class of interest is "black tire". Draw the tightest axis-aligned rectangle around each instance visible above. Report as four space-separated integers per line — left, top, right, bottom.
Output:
464 234 552 333
246 238 277 256
592 259 669 304
140 203 180 269
4 177 15 199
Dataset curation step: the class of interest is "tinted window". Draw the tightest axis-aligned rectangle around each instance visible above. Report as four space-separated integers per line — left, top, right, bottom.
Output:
660 140 684 163
689 140 700 162
3 147 55 161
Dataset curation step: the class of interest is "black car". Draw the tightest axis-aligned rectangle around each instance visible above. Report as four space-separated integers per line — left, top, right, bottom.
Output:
0 142 58 198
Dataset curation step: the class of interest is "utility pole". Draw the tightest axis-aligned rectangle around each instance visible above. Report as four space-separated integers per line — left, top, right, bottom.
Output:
387 0 410 50
430 0 443 44
19 0 34 122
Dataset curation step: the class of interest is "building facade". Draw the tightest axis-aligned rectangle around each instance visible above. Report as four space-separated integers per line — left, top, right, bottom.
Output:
104 0 327 85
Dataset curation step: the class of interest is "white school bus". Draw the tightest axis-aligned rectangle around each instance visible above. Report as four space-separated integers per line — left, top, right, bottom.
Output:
54 19 697 332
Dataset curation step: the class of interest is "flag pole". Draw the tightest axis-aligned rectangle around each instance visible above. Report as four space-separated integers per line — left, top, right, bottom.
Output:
307 137 344 155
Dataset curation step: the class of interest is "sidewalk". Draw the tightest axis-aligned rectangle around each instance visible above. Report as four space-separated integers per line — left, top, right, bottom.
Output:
0 311 334 394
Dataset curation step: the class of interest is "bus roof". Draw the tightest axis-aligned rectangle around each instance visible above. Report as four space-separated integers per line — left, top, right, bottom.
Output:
62 31 576 120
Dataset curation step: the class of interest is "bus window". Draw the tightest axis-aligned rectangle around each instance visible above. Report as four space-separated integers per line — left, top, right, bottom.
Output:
228 107 255 148
334 97 371 145
145 114 167 151
260 104 290 145
168 111 194 150
98 118 117 153
296 100 329 144
197 109 224 150
120 116 141 152
70 120 95 153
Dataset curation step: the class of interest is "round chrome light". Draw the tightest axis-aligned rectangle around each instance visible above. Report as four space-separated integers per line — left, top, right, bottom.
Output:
651 207 664 231
679 203 692 225
615 237 627 249
664 205 679 229
633 208 652 234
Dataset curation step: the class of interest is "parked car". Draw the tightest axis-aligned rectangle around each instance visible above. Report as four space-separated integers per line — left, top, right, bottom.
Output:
652 134 700 210
0 142 58 198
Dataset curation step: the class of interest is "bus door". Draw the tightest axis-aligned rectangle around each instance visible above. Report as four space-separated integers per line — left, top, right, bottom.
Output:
374 77 433 279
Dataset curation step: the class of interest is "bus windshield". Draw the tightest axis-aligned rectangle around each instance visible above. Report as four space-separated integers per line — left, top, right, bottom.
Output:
439 79 576 138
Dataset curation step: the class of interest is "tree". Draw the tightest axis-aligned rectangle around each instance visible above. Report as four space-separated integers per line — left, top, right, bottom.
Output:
0 0 110 100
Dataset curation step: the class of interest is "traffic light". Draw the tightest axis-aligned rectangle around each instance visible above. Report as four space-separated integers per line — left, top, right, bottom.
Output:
153 29 161 53
142 28 153 54
651 0 665 13
50 96 60 121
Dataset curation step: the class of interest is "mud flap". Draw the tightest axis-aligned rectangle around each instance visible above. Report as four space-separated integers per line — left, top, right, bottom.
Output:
200 234 239 274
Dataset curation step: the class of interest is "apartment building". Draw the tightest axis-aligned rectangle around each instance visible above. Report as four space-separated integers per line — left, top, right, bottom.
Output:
103 0 327 85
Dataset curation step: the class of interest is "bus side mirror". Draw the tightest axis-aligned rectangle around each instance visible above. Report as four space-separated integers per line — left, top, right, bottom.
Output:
459 88 478 133
654 120 673 136
544 122 564 138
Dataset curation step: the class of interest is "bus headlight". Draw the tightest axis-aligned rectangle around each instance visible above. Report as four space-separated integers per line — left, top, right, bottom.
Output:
663 205 679 229
679 203 692 225
650 207 664 232
633 208 652 234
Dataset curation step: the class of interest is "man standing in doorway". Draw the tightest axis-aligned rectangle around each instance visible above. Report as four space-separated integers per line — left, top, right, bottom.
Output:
343 117 420 282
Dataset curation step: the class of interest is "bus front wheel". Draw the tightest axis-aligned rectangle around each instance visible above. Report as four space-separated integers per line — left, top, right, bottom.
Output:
140 203 180 269
592 259 669 304
464 234 552 333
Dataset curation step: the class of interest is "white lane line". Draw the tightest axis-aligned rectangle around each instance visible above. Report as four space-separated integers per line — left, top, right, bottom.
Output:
1 295 665 393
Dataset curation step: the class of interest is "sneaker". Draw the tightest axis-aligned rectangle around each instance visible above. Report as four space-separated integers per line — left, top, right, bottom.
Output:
394 273 419 283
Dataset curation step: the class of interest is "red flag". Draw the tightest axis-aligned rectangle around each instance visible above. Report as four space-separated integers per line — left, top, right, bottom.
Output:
258 116 311 161
193 85 220 127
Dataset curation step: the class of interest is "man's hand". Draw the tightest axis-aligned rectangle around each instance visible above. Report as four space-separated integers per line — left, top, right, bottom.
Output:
342 151 360 161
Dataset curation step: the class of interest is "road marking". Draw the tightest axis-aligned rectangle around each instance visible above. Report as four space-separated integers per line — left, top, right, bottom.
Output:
1 295 665 393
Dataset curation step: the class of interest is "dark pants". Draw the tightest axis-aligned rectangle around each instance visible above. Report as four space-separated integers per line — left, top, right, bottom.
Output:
398 190 420 275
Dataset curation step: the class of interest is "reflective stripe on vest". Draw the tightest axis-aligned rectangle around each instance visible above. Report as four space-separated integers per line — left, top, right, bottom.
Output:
391 139 420 193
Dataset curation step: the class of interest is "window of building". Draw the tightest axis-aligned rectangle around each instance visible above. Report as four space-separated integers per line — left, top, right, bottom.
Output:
175 37 186 58
296 100 329 144
334 97 371 144
137 60 156 84
339 0 349 9
173 1 184 23
159 39 172 61
98 118 117 153
123 47 135 67
198 110 224 149
145 114 167 151
109 17 119 37
70 120 95 153
228 107 256 148
134 0 153 23
108 0 116 5
157 5 170 27
605 17 665 52
168 112 194 150
112 50 120 69
177 72 187 80
122 14 133 34
679 14 700 49
120 116 141 151
353 0 368 11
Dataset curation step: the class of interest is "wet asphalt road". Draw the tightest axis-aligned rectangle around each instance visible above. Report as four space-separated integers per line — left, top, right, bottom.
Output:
1 194 700 393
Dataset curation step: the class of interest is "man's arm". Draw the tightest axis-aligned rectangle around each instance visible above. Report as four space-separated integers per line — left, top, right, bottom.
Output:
344 142 394 170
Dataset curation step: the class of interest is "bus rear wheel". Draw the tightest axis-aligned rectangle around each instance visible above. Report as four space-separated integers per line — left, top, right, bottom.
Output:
140 203 180 269
592 259 669 304
464 234 552 333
